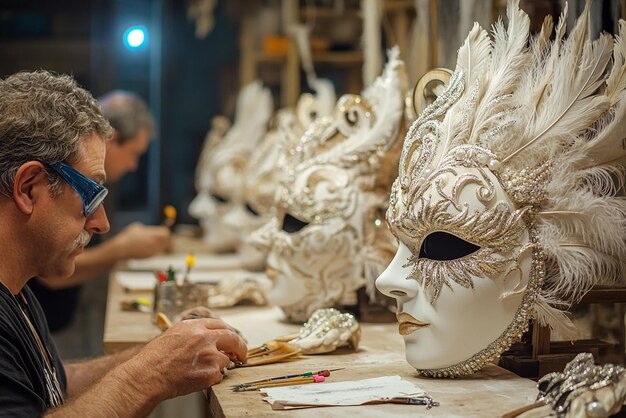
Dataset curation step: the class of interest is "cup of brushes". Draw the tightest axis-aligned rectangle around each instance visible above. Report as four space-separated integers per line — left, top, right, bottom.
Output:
153 254 196 324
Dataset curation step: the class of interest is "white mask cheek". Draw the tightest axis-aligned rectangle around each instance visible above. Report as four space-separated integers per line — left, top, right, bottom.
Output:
417 272 507 369
221 205 248 229
265 249 306 307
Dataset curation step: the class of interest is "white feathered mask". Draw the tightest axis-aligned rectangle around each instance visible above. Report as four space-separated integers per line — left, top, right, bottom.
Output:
377 0 626 377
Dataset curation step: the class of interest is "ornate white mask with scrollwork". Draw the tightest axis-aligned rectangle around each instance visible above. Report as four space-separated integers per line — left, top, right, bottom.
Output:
189 81 273 252
230 86 337 271
376 2 626 377
251 48 407 323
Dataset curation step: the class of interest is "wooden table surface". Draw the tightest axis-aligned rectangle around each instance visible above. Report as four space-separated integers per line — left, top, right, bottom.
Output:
104 270 539 418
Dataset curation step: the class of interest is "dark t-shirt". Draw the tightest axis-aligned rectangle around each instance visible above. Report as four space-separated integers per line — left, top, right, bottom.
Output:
0 283 67 416
27 281 81 332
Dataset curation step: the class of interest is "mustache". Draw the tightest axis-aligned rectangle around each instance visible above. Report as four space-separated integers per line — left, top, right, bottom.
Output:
73 230 92 249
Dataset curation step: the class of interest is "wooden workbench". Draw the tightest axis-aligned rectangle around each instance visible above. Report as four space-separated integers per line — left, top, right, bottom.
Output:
104 272 540 418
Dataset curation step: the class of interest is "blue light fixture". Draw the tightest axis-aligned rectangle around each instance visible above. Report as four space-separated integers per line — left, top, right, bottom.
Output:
123 25 147 49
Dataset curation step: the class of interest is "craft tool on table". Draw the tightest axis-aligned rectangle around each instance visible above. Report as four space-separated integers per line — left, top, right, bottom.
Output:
234 375 326 391
120 297 151 313
231 368 343 392
385 396 440 409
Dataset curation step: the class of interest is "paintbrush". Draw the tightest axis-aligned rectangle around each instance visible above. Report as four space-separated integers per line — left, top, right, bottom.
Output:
183 254 195 285
231 368 344 391
162 205 177 228
234 374 326 391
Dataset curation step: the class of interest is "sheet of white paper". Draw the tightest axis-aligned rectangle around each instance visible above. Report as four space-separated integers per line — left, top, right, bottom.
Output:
125 253 241 272
261 375 425 407
115 270 266 291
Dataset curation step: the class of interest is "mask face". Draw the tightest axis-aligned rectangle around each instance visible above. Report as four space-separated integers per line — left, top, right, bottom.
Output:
188 190 241 251
377 145 536 375
251 125 368 322
252 49 408 323
237 89 338 270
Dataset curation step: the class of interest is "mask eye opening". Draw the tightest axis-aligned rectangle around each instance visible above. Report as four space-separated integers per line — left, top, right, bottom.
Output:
245 202 259 217
281 213 309 233
210 192 228 204
419 231 481 261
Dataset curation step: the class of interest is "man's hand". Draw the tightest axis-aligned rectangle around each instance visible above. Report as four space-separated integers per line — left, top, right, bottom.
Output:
179 306 219 321
180 306 247 342
127 318 247 399
111 222 171 259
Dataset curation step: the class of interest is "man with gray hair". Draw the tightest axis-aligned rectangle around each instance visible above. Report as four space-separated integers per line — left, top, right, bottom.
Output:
0 70 246 416
30 90 171 334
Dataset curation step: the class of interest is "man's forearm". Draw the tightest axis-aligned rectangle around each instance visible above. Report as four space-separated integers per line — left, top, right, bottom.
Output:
63 345 143 398
48 349 162 418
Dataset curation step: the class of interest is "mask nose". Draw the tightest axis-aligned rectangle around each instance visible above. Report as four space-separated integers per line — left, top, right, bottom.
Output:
248 218 278 252
389 289 409 297
188 192 215 219
375 242 419 300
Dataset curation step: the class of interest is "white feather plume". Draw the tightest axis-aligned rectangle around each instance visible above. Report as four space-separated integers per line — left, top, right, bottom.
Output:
466 1 529 146
313 46 407 165
534 296 581 340
456 22 492 87
605 21 626 104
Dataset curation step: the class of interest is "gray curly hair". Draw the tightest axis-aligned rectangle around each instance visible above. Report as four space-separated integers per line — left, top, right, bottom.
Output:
99 90 155 144
0 70 113 196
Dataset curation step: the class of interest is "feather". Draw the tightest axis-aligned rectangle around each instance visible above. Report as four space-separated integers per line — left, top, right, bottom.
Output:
572 103 626 169
503 30 613 164
326 47 407 163
539 221 625 301
537 15 554 53
524 12 560 119
455 22 492 88
440 23 491 150
605 21 626 105
466 0 530 147
534 296 581 340
566 23 626 169
210 86 271 164
523 5 568 133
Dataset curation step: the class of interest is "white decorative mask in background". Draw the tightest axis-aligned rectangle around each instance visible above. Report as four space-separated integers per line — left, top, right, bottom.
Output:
377 2 626 377
252 48 408 323
189 81 273 253
234 83 337 271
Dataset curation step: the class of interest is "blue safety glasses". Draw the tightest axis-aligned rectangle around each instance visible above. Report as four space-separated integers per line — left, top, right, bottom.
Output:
45 161 108 217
